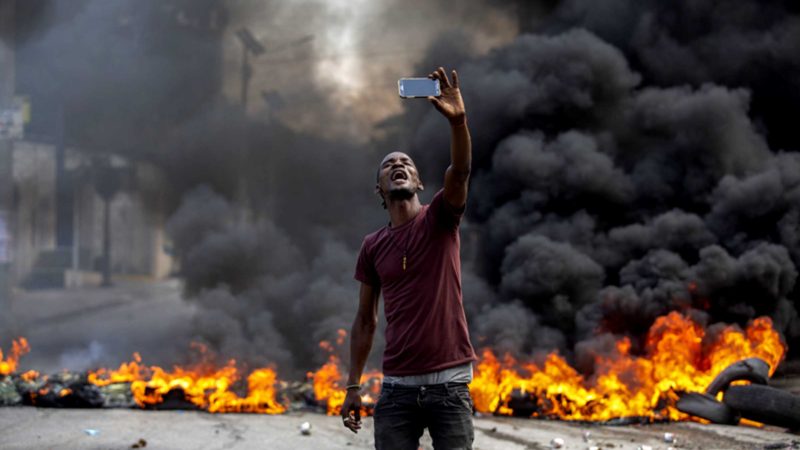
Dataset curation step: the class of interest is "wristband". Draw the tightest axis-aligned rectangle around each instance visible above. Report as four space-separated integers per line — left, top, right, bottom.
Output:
345 384 361 391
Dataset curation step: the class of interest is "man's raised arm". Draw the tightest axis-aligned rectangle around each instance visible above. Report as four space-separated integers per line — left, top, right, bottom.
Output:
429 67 471 209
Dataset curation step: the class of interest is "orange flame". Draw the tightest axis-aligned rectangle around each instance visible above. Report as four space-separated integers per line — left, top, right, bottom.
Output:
1 313 788 421
469 312 785 420
20 370 40 382
307 329 383 415
88 352 145 386
0 338 30 376
88 343 285 414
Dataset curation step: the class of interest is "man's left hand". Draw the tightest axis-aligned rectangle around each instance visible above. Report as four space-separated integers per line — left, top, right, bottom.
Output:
428 67 466 126
341 390 363 433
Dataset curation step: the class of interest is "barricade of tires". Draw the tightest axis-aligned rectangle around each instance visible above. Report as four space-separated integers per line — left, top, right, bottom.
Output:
676 358 800 430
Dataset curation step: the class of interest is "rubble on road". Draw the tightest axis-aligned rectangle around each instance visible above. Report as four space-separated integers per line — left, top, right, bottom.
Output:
0 377 21 405
98 382 135 408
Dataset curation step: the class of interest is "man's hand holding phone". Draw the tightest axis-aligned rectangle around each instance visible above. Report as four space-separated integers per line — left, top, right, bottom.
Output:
427 67 466 126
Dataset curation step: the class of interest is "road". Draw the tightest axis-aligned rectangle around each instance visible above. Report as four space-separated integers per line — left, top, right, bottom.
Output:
2 280 799 449
5 279 196 373
0 407 797 450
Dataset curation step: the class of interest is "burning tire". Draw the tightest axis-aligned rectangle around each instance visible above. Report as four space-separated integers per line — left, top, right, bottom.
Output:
723 385 800 430
676 392 740 424
705 358 770 397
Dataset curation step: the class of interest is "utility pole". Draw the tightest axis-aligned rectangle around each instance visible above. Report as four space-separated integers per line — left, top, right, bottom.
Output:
0 2 13 108
91 156 123 287
0 0 15 339
235 28 265 112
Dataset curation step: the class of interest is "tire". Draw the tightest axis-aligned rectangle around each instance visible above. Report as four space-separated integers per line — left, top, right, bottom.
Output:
723 385 800 429
705 358 770 397
676 392 740 424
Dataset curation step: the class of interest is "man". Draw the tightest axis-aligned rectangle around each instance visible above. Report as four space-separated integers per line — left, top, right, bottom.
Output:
341 67 476 450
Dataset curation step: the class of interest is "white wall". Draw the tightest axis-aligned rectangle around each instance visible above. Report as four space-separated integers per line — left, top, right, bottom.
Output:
11 141 56 282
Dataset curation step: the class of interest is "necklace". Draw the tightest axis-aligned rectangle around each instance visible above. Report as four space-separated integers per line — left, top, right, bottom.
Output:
387 225 410 271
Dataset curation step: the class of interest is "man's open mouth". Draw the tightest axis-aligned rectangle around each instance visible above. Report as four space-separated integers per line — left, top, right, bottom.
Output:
391 171 408 181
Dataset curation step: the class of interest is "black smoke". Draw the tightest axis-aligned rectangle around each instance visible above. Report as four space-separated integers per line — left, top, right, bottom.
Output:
11 0 384 375
405 3 800 364
9 0 799 376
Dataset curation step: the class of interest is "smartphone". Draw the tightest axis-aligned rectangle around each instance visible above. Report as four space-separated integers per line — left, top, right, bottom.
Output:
398 78 440 98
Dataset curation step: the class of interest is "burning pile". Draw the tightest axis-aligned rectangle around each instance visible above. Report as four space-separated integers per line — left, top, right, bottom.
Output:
307 329 383 416
469 312 784 421
1 340 285 413
0 312 788 423
87 343 285 414
0 337 29 376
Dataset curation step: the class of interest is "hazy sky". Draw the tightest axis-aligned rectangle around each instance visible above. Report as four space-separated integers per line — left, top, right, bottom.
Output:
222 0 518 142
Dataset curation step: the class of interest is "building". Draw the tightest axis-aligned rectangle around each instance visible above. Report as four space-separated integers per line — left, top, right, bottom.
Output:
11 143 174 288
2 0 228 288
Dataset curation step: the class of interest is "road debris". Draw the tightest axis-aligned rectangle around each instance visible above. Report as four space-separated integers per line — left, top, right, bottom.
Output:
99 382 136 408
300 421 312 435
0 378 21 405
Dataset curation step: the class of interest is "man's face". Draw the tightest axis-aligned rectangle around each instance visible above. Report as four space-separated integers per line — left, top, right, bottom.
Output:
376 152 423 200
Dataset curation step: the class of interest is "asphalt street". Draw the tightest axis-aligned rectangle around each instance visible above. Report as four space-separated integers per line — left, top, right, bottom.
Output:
0 407 797 450
2 280 798 449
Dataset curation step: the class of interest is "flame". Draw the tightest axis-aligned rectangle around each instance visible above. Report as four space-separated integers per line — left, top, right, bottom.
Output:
0 313 787 421
88 353 145 386
307 329 383 415
0 338 30 375
20 370 40 382
469 312 786 421
89 343 285 414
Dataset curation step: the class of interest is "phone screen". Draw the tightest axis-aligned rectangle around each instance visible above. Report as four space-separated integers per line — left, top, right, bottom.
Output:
398 78 440 98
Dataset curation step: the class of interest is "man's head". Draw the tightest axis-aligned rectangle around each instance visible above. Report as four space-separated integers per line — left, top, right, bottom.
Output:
375 151 424 208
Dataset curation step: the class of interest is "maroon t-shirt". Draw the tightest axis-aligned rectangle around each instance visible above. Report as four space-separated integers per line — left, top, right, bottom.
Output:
354 189 477 376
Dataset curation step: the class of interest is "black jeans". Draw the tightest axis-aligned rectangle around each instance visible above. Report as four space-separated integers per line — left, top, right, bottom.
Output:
373 382 474 450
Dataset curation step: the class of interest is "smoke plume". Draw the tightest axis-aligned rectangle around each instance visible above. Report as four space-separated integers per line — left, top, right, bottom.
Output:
405 3 800 363
9 0 799 375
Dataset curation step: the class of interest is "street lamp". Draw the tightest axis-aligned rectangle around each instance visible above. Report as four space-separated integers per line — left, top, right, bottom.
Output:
235 27 265 110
